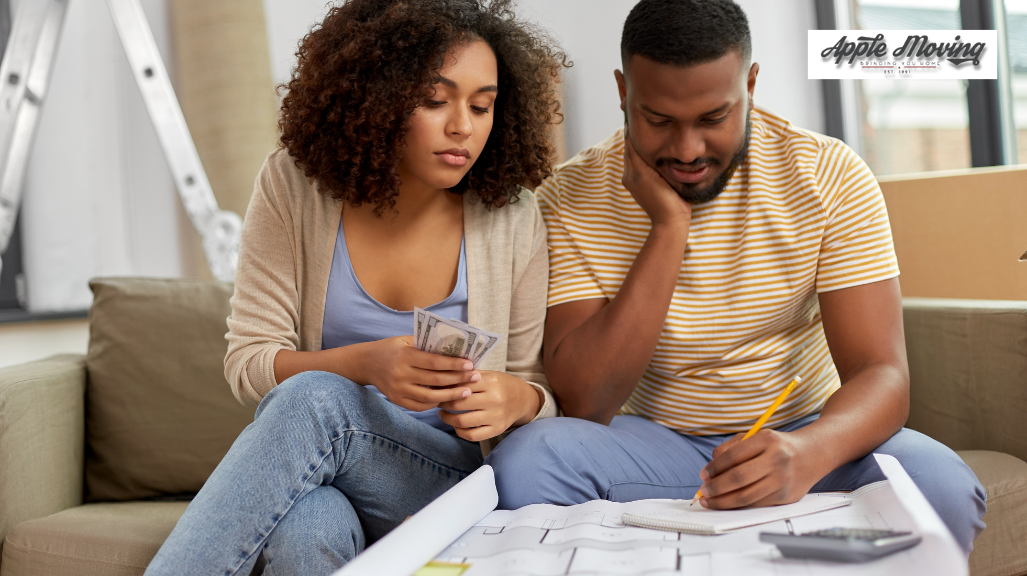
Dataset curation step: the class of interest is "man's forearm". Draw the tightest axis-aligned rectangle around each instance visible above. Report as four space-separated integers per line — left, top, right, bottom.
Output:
790 362 909 478
796 277 910 479
547 222 688 423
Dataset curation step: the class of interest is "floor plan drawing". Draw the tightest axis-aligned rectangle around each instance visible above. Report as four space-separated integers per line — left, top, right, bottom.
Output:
432 482 936 575
335 456 965 576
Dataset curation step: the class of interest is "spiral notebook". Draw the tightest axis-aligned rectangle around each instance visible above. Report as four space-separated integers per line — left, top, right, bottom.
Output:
620 494 853 535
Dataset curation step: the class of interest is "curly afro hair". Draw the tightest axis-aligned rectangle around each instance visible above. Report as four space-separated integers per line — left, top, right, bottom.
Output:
278 0 569 214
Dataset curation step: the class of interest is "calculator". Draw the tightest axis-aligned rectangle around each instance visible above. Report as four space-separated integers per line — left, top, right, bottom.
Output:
759 528 922 562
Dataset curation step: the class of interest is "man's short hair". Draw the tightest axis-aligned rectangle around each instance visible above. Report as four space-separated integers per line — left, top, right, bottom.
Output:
621 0 752 68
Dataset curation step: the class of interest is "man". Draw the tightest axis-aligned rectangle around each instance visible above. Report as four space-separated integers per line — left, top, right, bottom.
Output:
485 0 986 554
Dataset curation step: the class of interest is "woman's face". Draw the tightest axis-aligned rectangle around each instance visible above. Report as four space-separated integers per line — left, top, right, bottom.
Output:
398 39 498 192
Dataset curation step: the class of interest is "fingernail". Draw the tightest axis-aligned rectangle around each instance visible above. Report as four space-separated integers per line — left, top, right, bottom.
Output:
462 362 473 371
470 373 481 382
699 469 710 481
461 389 471 398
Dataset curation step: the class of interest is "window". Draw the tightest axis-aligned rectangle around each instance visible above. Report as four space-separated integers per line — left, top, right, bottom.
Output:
1006 0 1027 163
855 0 972 175
819 0 1022 173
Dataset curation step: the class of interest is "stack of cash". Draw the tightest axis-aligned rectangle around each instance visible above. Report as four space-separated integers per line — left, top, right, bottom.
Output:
414 307 502 369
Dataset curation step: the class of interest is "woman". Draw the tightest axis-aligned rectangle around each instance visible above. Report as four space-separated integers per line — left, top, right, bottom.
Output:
145 1 566 574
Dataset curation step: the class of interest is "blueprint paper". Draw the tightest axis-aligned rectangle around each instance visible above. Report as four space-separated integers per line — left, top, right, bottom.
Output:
334 465 498 576
334 455 966 576
872 454 966 575
432 461 965 575
434 494 857 575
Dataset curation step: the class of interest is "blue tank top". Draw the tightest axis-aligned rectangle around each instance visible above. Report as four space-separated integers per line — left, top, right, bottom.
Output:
321 216 468 431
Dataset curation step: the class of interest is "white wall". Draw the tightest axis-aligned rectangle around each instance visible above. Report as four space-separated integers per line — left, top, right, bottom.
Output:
260 1 825 159
14 0 824 313
19 0 180 313
739 0 824 132
514 0 634 155
0 319 88 369
516 0 825 155
262 0 336 91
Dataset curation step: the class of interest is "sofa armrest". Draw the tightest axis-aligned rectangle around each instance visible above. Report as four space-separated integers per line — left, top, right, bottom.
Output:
0 354 86 548
903 298 1027 463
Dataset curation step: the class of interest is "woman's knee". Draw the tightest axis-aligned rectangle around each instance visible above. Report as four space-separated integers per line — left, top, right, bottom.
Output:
256 371 370 424
262 486 364 575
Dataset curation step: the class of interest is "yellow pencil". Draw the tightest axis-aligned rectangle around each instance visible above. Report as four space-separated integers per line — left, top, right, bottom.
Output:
689 375 802 506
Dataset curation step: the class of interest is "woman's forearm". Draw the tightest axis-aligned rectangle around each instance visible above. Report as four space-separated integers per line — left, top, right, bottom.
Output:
273 344 371 385
514 382 545 426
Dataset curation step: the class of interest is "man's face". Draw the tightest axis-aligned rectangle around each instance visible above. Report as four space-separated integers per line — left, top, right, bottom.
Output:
616 51 758 205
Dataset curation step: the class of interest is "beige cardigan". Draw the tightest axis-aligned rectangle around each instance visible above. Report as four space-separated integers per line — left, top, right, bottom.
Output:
224 149 557 453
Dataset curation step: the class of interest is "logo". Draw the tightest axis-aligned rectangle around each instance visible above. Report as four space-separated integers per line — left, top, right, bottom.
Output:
808 30 997 79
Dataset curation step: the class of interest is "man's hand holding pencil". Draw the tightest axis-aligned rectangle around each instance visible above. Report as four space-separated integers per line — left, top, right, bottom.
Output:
692 377 827 510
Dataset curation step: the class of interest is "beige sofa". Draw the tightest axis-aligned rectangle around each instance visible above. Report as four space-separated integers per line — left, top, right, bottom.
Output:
0 278 1025 576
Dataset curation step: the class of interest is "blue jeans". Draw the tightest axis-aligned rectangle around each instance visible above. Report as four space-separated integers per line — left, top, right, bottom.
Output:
485 414 987 554
145 371 484 576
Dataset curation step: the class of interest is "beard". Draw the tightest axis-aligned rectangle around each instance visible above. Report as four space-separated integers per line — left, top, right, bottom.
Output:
654 111 751 205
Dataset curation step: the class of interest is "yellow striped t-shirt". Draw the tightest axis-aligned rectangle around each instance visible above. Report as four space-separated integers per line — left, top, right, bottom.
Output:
536 107 900 435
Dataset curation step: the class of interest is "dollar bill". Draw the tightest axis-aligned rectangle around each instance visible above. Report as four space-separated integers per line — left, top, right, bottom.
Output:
422 316 475 357
449 318 500 367
415 308 452 350
469 333 500 367
415 308 427 346
412 307 502 367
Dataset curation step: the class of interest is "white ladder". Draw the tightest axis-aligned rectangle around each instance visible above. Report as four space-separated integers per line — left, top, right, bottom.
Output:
0 0 242 282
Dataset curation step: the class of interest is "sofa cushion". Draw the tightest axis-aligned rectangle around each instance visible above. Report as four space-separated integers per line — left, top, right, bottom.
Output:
85 278 253 501
959 450 1027 576
903 299 1027 464
0 501 188 576
0 355 85 551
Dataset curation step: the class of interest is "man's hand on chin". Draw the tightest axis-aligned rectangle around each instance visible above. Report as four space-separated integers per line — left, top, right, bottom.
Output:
696 429 826 509
622 130 692 230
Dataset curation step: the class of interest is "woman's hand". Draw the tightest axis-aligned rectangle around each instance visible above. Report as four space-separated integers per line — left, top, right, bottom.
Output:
437 371 543 442
354 336 480 412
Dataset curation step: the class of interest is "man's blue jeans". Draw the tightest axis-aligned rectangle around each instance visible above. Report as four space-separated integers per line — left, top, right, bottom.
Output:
485 414 987 555
145 371 484 576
